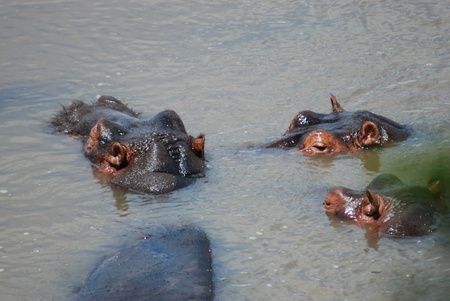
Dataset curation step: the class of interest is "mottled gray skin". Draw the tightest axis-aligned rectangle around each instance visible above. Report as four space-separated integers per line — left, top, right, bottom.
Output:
324 174 447 236
79 226 214 301
51 96 206 194
51 95 140 135
266 95 410 155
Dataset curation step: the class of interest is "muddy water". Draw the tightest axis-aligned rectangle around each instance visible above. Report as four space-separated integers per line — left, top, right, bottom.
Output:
1 1 450 300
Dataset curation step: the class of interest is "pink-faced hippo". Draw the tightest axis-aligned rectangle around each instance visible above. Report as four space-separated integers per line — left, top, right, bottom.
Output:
266 95 410 155
323 174 447 236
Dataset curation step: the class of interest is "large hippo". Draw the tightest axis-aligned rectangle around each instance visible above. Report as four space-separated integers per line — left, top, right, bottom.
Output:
51 96 206 194
323 174 447 236
266 95 410 155
78 226 214 301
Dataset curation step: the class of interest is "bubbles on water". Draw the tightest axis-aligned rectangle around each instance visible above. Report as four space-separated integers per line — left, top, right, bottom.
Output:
0 189 7 194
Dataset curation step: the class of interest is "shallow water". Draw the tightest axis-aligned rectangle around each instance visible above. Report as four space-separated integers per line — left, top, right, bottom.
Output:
1 1 450 300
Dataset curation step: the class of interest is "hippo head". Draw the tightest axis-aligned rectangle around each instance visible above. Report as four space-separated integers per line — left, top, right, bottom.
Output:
83 110 206 194
266 95 410 155
323 186 385 227
51 96 207 194
323 174 447 236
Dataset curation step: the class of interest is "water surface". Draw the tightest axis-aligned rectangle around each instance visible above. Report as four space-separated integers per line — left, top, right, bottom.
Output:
1 1 450 300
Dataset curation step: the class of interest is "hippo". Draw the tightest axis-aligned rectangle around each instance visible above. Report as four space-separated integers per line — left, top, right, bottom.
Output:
78 226 214 301
323 174 447 236
266 95 410 155
51 96 206 194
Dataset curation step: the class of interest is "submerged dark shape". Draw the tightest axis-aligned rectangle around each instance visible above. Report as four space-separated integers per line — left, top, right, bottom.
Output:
266 95 409 155
51 96 206 194
79 226 214 301
323 174 447 236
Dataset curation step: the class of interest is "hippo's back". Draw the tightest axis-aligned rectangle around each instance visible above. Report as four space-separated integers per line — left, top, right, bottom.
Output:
79 226 214 301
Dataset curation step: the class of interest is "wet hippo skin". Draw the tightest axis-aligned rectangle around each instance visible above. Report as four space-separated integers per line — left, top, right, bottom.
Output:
323 174 447 236
51 96 206 194
78 226 214 301
266 95 409 155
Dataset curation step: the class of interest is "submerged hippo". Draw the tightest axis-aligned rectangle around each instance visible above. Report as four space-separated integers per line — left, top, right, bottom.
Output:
323 174 447 236
51 96 206 194
79 226 214 301
266 95 409 155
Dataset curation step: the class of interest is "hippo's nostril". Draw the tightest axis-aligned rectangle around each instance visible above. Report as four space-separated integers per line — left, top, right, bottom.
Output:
313 143 327 152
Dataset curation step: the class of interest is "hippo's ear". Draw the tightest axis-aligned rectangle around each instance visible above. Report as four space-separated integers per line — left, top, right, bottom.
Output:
330 94 345 112
360 121 379 146
92 118 106 139
191 134 205 159
362 188 381 219
84 119 109 157
91 118 114 143
106 142 129 168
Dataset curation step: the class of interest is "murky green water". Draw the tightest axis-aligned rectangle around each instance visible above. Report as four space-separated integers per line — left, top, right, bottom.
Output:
1 1 449 300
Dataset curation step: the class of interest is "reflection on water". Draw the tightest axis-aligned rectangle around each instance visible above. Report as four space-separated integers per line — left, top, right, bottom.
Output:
1 0 450 300
91 165 176 214
358 150 381 172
